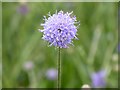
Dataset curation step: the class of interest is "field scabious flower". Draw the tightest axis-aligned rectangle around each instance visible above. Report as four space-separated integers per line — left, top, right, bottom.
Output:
118 43 120 53
23 61 34 71
91 70 106 88
17 4 29 15
45 68 58 80
39 10 79 48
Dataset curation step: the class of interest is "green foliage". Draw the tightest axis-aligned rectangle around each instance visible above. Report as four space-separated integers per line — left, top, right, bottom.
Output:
2 2 118 88
0 1 2 89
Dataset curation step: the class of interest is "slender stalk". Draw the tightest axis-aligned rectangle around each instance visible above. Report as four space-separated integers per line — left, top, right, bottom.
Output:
57 47 61 89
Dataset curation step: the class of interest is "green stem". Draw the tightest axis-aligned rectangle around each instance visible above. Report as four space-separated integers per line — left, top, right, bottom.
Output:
58 47 61 89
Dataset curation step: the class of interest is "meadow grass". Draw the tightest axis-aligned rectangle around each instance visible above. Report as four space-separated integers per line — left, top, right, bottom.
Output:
2 2 118 88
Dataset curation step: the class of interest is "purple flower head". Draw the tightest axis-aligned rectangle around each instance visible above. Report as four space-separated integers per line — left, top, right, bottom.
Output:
91 70 106 88
118 43 120 53
17 4 29 15
39 10 79 48
23 61 34 71
45 68 58 80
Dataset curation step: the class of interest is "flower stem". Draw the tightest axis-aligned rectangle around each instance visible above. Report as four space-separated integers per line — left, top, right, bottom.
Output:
58 47 61 89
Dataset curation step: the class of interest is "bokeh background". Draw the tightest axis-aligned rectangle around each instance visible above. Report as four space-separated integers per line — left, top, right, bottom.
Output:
0 1 2 89
2 2 118 88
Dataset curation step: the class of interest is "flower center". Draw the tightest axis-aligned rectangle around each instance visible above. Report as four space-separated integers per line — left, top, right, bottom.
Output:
58 29 62 32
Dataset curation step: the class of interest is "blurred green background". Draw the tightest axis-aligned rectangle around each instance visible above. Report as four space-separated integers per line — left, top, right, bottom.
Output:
0 1 2 89
2 2 118 88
